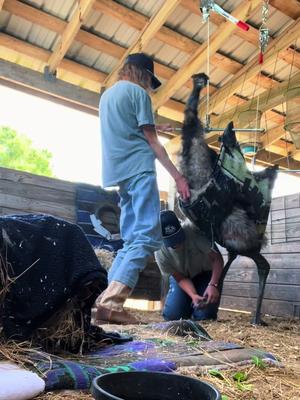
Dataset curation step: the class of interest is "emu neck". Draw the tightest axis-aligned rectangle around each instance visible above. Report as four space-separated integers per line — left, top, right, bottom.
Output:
185 86 203 118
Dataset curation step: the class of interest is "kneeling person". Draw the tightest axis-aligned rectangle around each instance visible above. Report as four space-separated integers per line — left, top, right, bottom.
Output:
155 210 224 321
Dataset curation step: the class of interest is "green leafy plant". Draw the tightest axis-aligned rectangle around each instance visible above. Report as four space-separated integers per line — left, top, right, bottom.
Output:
232 371 248 382
209 369 225 380
232 370 253 392
252 355 267 369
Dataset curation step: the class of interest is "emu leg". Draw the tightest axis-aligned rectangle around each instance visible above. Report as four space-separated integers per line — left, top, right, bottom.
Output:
248 252 270 326
216 252 237 309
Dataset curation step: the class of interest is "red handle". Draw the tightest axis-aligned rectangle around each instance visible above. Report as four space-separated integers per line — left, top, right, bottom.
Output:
237 20 249 31
258 52 264 64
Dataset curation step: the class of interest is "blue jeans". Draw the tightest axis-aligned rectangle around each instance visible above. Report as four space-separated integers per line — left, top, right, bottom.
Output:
162 272 219 321
108 172 162 289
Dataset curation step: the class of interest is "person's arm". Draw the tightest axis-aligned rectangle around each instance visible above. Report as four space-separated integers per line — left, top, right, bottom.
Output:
172 271 206 307
142 125 190 201
203 249 224 304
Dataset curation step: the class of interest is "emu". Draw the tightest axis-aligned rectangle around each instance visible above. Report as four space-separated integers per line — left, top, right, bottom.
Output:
178 73 278 325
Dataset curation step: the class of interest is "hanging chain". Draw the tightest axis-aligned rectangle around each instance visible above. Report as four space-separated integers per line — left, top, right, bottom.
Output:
259 0 270 64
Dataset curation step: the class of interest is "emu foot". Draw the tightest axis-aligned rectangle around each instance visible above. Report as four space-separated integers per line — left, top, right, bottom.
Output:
192 73 209 89
250 316 268 326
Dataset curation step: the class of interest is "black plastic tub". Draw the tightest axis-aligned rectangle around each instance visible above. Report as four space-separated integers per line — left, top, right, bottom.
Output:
91 371 221 400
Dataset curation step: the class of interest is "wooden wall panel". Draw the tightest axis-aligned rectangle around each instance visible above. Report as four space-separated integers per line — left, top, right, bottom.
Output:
221 193 300 318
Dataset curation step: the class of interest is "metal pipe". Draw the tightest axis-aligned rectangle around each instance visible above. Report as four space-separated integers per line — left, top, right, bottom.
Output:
172 128 265 133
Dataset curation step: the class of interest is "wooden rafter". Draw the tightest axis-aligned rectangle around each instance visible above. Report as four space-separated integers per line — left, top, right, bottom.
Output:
2 0 216 97
93 0 246 76
47 0 96 74
269 0 300 19
200 17 300 117
5 0 294 103
102 0 181 89
261 126 287 148
152 0 261 110
0 33 184 122
209 70 300 130
0 33 106 84
265 143 295 157
0 59 99 114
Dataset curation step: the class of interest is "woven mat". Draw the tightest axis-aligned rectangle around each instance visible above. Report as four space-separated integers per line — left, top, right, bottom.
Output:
33 320 278 391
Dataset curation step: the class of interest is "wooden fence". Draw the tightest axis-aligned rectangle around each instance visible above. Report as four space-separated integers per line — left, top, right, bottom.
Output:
0 166 299 317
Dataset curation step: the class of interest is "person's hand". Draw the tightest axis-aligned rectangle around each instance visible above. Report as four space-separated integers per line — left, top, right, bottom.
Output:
191 294 208 309
203 285 219 304
175 175 190 202
155 123 173 132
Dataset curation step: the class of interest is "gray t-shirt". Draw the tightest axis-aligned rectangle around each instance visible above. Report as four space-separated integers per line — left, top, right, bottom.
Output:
99 80 155 188
155 221 213 279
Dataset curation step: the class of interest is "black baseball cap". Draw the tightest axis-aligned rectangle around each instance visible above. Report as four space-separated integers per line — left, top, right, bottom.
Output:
125 53 161 90
160 210 185 248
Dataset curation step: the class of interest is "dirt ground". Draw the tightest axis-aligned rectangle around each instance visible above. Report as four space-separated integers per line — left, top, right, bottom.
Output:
35 309 300 400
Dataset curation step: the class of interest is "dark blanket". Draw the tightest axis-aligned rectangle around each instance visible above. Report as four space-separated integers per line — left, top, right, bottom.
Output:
0 214 107 341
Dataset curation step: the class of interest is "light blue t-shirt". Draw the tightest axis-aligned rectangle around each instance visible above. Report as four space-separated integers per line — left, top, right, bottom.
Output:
99 80 155 187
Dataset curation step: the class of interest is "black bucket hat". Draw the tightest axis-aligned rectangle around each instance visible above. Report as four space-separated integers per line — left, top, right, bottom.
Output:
160 210 185 248
125 53 161 89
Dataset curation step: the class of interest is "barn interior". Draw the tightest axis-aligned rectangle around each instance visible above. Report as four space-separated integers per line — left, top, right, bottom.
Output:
0 1 300 400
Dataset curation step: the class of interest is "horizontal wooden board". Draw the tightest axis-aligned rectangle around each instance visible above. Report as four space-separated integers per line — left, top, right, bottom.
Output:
271 194 300 211
223 282 300 302
0 166 77 192
225 267 300 285
0 193 75 221
0 179 75 206
270 208 300 223
224 254 300 270
221 295 300 318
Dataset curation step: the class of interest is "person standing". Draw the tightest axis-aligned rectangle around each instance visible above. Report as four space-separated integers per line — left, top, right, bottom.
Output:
155 210 224 321
94 53 190 324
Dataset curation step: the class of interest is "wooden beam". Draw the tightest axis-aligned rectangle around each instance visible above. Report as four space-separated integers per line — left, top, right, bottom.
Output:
102 0 181 89
200 17 300 117
261 126 287 147
3 0 218 96
254 149 300 170
93 0 245 76
0 33 105 86
0 33 187 121
279 47 300 70
0 59 99 113
7 0 285 99
47 0 96 74
265 143 294 156
5 1 300 104
269 0 300 19
210 70 300 129
152 0 261 110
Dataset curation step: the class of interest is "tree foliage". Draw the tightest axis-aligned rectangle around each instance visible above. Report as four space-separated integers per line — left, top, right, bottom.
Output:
0 126 54 177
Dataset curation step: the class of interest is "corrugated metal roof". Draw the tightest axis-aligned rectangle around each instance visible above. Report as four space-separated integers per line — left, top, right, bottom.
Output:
118 0 165 17
1 0 296 84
